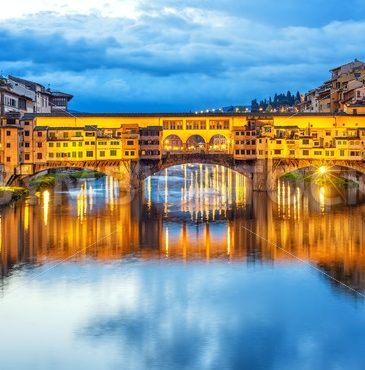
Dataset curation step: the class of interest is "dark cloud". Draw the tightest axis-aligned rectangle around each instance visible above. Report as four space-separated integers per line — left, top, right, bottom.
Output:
0 3 365 111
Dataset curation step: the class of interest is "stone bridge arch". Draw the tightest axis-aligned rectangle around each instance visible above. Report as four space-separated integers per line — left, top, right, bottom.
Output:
137 153 256 183
14 160 135 190
163 134 183 151
208 134 229 152
271 159 365 186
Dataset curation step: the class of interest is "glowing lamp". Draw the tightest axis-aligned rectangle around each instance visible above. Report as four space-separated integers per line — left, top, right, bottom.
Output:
318 166 327 175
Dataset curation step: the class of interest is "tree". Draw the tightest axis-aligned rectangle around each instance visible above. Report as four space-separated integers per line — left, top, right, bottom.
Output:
251 99 259 112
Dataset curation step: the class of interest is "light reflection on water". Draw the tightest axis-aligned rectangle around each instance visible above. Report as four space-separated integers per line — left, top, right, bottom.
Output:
0 164 365 370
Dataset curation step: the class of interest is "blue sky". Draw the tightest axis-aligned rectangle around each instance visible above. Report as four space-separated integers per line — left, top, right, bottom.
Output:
1 0 365 112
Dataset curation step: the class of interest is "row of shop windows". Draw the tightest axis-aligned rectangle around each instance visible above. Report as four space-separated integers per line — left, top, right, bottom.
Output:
235 140 256 145
273 149 361 157
162 120 230 130
47 140 133 148
234 131 256 136
46 150 136 159
235 149 256 155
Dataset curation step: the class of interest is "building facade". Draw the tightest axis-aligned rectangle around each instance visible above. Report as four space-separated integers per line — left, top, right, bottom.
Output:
0 75 73 117
301 59 365 114
1 112 365 185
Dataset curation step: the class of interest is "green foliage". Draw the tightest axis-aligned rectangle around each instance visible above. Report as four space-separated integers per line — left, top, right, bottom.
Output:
282 171 358 188
0 186 29 204
251 90 301 112
29 170 105 190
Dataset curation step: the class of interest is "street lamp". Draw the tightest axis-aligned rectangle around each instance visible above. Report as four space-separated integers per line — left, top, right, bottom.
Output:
318 166 327 175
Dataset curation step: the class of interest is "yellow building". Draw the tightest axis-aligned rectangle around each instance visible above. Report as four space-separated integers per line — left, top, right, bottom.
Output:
1 112 365 185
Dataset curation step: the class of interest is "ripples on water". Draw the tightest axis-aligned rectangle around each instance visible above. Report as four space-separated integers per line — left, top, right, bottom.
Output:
1 164 365 370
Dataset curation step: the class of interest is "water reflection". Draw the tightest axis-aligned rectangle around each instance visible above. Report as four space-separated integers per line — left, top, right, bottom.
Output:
148 164 249 221
1 164 365 370
0 164 365 295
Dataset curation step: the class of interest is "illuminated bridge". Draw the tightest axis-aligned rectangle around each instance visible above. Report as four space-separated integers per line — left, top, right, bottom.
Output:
2 112 365 190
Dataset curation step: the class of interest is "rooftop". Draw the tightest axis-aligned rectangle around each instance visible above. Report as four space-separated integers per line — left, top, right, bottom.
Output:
23 111 365 119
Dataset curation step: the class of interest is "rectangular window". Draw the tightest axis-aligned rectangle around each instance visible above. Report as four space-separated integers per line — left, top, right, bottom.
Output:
125 151 129 156
340 150 345 156
72 142 76 147
37 142 42 148
110 150 117 156
72 152 76 158
49 142 54 147
37 153 42 160
186 120 206 130
6 156 11 162
37 132 42 137
6 143 11 148
63 143 68 147
274 149 281 155
75 131 82 137
127 140 134 146
25 154 30 160
302 139 309 145
130 151 135 156
63 132 69 138
6 130 11 136
78 152 83 158
56 143 61 148
209 120 229 130
49 153 54 158
24 142 30 148
162 120 183 130
24 130 30 136
86 151 93 158
99 151 105 157
302 150 309 156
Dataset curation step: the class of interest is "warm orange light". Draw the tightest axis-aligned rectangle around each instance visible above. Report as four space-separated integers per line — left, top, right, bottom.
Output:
318 166 327 175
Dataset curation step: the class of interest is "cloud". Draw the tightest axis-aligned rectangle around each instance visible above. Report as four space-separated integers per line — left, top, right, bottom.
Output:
0 2 365 111
79 263 365 370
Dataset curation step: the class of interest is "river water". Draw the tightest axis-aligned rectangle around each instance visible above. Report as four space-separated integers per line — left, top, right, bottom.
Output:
1 164 365 370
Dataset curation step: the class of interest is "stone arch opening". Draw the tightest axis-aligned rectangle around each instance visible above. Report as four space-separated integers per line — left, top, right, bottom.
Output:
208 134 228 152
14 166 112 189
186 135 206 152
277 163 365 186
163 135 183 152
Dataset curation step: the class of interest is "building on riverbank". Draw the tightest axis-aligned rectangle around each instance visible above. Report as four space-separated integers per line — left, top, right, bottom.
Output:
300 59 365 114
0 75 73 117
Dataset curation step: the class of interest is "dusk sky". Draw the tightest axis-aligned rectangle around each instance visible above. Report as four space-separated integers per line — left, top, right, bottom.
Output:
1 0 365 112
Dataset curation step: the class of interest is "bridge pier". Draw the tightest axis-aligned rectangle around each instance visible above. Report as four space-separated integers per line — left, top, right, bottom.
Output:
252 159 276 192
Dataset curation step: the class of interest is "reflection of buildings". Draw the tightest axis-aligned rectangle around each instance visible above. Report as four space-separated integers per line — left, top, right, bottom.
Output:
1 174 365 295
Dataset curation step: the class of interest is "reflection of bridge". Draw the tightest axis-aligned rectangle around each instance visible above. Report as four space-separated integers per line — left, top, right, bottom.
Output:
22 154 365 191
2 183 365 295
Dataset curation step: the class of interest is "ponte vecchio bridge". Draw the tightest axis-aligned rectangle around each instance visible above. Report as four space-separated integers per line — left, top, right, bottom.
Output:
2 112 365 190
